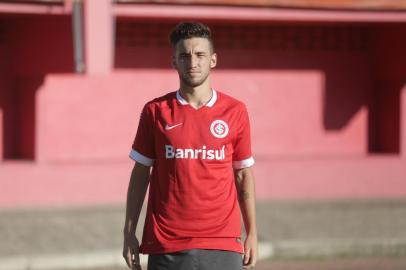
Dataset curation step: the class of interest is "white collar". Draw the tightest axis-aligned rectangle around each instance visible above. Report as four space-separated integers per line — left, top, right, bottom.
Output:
176 89 217 107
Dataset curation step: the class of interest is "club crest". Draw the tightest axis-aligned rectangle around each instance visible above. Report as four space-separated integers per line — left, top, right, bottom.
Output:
210 120 229 138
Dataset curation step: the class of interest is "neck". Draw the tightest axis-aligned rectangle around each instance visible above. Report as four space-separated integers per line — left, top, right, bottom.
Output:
179 80 213 109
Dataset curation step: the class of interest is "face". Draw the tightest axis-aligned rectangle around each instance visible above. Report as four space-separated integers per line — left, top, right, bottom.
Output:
172 37 217 88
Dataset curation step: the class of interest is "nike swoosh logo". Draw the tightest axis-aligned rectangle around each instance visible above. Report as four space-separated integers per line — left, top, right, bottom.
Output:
165 123 183 130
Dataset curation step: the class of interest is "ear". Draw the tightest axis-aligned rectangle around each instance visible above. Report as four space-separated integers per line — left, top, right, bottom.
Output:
210 53 217 68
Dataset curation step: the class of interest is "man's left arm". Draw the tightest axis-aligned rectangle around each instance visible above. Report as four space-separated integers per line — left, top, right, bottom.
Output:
234 166 258 269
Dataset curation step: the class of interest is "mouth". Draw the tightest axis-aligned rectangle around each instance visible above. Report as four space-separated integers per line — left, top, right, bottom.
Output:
186 72 200 77
187 70 200 74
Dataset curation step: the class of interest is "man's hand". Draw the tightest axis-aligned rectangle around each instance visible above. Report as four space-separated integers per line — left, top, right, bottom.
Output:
123 233 142 270
123 163 151 269
243 233 258 269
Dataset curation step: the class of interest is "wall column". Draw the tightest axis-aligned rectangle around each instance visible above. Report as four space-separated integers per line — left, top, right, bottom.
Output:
84 0 113 75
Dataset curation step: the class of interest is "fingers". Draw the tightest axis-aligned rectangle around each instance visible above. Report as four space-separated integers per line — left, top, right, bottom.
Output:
123 244 142 269
123 248 133 268
123 236 142 269
123 249 142 270
243 247 250 265
131 252 142 270
243 248 256 269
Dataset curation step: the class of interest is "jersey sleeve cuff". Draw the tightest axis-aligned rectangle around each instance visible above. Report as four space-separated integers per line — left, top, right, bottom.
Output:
232 156 255 169
129 149 154 166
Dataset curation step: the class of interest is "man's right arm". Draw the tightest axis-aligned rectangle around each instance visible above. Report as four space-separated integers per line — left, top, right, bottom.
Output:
123 162 151 269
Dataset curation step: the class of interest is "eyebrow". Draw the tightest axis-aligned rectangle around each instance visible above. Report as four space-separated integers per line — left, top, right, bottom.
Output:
179 51 207 55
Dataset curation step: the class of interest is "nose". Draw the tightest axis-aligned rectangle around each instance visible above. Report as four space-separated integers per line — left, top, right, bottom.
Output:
188 54 198 68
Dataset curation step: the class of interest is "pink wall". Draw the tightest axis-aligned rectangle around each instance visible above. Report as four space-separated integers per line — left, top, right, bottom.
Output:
1 12 406 207
36 72 178 162
36 65 371 163
213 70 368 158
0 15 73 159
0 70 403 207
1 154 406 208
116 22 373 157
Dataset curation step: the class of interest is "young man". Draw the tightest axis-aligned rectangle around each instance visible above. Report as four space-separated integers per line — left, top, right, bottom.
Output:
123 22 258 270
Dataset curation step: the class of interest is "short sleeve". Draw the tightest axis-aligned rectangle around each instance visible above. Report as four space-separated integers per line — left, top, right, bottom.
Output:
129 104 156 166
232 105 255 169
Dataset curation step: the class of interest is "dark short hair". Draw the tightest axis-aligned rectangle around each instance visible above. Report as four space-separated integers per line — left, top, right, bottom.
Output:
169 22 214 51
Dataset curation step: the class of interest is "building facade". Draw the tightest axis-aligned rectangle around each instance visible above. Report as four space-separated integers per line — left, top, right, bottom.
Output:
0 0 405 207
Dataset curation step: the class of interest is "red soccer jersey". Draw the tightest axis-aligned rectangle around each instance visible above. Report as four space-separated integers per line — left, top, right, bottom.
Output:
130 89 254 254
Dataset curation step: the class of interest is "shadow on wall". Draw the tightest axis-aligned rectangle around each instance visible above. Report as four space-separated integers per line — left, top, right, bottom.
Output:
0 14 74 160
114 21 405 154
1 77 44 160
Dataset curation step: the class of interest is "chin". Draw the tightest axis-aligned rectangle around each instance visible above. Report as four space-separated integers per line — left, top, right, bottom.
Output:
183 75 209 87
186 82 204 88
182 78 205 88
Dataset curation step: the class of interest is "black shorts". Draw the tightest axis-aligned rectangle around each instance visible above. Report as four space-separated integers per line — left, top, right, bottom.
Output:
147 249 243 270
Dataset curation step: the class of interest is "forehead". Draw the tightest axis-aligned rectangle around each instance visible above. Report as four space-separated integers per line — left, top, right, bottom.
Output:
174 37 212 53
